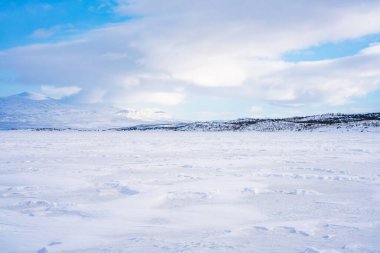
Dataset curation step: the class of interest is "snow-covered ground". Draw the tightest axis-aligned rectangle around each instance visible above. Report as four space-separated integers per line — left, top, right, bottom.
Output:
0 131 379 253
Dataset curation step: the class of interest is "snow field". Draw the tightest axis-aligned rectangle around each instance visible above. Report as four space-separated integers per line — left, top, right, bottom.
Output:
0 131 379 253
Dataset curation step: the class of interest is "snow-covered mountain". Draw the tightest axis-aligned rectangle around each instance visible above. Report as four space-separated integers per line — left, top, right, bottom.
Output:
116 113 380 132
1 92 379 131
0 92 170 130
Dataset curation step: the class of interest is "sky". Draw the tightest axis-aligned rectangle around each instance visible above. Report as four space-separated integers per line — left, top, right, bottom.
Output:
1 0 380 120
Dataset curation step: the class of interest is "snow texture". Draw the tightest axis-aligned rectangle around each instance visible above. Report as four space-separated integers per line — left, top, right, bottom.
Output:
0 131 380 253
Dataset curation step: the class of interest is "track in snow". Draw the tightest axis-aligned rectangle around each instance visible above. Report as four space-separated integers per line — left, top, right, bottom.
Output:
0 131 379 253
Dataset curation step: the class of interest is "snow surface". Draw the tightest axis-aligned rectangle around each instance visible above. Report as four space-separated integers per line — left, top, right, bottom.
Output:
0 131 379 253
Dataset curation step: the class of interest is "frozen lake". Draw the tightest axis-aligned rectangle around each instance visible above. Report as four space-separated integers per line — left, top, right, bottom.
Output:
0 131 379 253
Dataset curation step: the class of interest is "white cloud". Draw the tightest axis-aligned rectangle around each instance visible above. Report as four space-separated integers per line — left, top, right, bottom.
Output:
243 49 380 105
29 25 71 39
249 106 263 114
68 88 107 104
1 0 380 113
361 43 380 55
170 56 248 87
29 28 57 39
129 91 186 106
121 108 172 121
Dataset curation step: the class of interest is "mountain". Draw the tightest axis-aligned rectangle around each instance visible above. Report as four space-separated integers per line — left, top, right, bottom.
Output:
1 92 379 131
0 92 170 130
115 113 380 132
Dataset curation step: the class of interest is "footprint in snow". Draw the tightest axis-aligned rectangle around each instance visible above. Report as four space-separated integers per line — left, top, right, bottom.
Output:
37 247 47 253
118 186 138 195
253 226 269 232
48 241 62 246
280 226 297 233
97 181 138 196
275 226 310 236
279 189 321 196
242 187 271 195
302 248 319 253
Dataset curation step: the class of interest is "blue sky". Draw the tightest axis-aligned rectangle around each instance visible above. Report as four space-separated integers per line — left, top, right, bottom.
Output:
283 33 380 62
1 0 380 120
0 1 126 50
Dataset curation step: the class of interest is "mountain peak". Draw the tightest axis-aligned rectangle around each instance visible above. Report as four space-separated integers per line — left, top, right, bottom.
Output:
13 92 48 101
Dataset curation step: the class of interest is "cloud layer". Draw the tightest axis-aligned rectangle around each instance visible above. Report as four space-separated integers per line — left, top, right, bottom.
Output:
1 0 380 116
